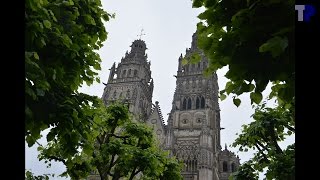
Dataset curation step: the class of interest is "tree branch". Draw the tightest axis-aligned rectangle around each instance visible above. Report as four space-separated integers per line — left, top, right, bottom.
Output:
269 125 283 154
108 134 130 139
97 166 105 180
105 154 116 176
284 125 295 133
129 167 141 180
256 140 267 151
129 166 137 180
254 144 270 163
97 136 103 145
46 155 66 164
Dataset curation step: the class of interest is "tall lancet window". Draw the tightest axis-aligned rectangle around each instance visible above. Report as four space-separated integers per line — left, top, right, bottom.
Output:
187 97 192 110
231 163 236 172
201 96 205 109
182 98 187 110
223 161 228 172
128 69 132 77
196 97 200 109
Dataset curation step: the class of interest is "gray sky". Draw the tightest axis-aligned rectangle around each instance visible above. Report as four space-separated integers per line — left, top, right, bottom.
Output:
26 0 294 179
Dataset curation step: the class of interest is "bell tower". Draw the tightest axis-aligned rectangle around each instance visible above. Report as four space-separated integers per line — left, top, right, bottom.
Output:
165 33 222 180
102 39 153 122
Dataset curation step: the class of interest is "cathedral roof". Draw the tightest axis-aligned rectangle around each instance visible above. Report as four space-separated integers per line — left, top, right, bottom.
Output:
151 101 165 126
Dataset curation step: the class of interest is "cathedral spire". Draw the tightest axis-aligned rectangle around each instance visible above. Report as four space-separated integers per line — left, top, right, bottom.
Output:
178 53 183 72
129 39 147 57
191 32 198 50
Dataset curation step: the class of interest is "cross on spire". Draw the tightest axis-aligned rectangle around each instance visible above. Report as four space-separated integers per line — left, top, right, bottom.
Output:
137 29 146 39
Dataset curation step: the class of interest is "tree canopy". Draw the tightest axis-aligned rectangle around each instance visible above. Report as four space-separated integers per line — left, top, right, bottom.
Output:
25 0 111 156
231 105 295 179
38 102 183 180
191 0 295 179
191 0 294 107
25 1 183 179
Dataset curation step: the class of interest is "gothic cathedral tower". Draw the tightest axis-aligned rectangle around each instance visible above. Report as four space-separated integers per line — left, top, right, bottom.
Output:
164 33 222 180
102 39 154 122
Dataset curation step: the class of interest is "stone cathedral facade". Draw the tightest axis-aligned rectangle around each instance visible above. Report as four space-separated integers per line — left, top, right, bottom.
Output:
100 33 240 180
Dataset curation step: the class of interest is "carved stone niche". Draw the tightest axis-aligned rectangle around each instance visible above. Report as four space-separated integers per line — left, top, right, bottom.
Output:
193 111 205 128
179 112 192 128
151 119 157 124
156 129 162 135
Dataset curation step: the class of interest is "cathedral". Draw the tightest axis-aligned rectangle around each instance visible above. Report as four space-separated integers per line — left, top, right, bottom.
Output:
100 33 240 180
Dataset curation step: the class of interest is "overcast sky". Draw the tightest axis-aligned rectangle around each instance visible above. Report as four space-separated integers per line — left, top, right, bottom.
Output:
26 0 294 179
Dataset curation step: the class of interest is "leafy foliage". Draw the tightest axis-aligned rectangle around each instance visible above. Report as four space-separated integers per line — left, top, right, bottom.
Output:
38 102 183 180
191 0 295 179
230 105 295 179
229 161 259 180
25 170 54 180
190 0 294 107
25 0 112 157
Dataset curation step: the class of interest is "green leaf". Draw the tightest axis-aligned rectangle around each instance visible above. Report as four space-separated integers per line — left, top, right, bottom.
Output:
83 15 96 25
250 92 263 104
259 36 288 58
69 0 74 6
220 93 227 101
233 98 241 107
96 77 100 83
34 52 39 60
193 0 203 8
102 13 110 21
93 63 101 70
249 84 255 91
47 131 55 142
225 81 234 94
43 20 51 29
190 52 201 64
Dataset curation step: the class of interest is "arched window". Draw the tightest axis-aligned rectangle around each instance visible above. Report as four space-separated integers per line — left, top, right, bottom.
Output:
182 98 187 110
198 62 201 70
196 97 200 109
122 70 127 78
128 69 132 76
134 70 138 76
223 161 228 172
231 163 236 172
201 96 205 109
187 97 192 110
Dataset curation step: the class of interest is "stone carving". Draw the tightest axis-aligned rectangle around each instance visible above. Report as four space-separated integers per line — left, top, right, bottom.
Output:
174 140 200 161
151 119 157 124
